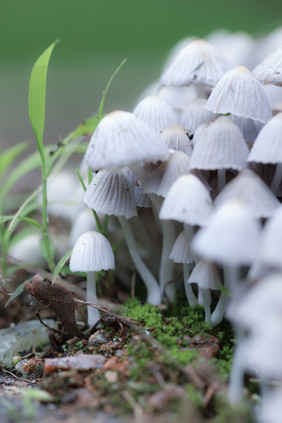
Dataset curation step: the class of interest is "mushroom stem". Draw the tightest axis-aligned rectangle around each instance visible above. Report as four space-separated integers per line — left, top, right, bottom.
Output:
198 288 212 323
86 271 100 327
211 290 229 326
184 264 198 306
271 162 282 194
228 329 246 404
151 195 176 301
118 216 162 305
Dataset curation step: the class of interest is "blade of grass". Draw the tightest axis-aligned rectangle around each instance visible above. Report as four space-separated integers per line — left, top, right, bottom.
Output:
0 141 30 180
52 249 73 283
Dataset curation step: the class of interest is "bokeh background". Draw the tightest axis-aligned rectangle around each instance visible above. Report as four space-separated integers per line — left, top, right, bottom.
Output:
1 0 282 149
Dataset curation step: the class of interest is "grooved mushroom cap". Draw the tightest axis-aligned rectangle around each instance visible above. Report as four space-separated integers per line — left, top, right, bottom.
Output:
192 201 261 266
214 169 280 219
70 231 115 272
160 125 192 155
169 231 193 263
179 98 216 134
189 116 249 171
160 39 228 88
144 150 191 197
187 259 222 290
205 66 272 123
133 96 176 132
159 174 214 226
83 169 137 219
248 113 282 164
85 110 169 171
253 45 282 87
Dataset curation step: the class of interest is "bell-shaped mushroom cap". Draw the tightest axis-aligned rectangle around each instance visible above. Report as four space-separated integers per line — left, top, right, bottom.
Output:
133 96 176 132
205 66 272 123
179 98 216 134
214 169 280 219
228 272 282 329
69 231 115 272
157 85 197 113
207 30 256 69
189 116 249 171
160 39 228 88
259 206 282 269
85 110 169 171
192 201 261 267
187 259 222 290
83 169 137 219
122 167 151 209
144 150 191 197
253 45 282 87
248 113 282 164
159 174 214 226
160 125 192 155
229 115 264 144
169 231 193 263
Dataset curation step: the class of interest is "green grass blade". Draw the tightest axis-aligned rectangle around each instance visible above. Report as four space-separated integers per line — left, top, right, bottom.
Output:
52 249 73 283
28 40 59 153
1 150 41 199
97 58 127 119
5 280 27 307
0 141 30 180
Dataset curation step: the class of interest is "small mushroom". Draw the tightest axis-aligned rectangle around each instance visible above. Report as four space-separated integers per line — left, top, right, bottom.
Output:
69 231 115 327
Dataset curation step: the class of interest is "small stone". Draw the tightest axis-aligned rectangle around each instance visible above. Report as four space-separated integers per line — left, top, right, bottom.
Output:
88 331 109 345
15 357 44 378
0 319 57 368
105 370 118 383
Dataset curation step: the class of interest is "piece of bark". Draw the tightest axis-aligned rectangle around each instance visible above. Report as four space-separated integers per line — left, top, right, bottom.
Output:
24 274 84 339
44 353 106 373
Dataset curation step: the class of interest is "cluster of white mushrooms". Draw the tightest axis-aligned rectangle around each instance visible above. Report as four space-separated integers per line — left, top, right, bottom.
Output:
69 28 282 420
9 27 282 420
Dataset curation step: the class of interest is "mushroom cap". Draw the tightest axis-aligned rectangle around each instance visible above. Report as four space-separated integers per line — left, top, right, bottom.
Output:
83 169 137 219
179 98 216 134
157 85 197 112
144 150 191 197
169 230 193 263
160 125 192 155
205 66 272 123
229 115 263 144
187 259 222 290
253 44 282 87
189 116 249 171
159 174 214 226
160 39 228 88
133 96 176 132
259 206 282 269
227 272 282 329
85 110 169 171
248 113 282 164
214 169 280 219
70 230 115 272
192 200 261 267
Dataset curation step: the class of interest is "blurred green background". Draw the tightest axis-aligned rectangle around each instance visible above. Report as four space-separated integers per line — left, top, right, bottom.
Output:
1 0 281 148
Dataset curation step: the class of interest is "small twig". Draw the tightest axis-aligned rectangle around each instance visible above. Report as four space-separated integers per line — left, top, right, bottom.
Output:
2 369 40 384
122 391 146 422
74 298 140 330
